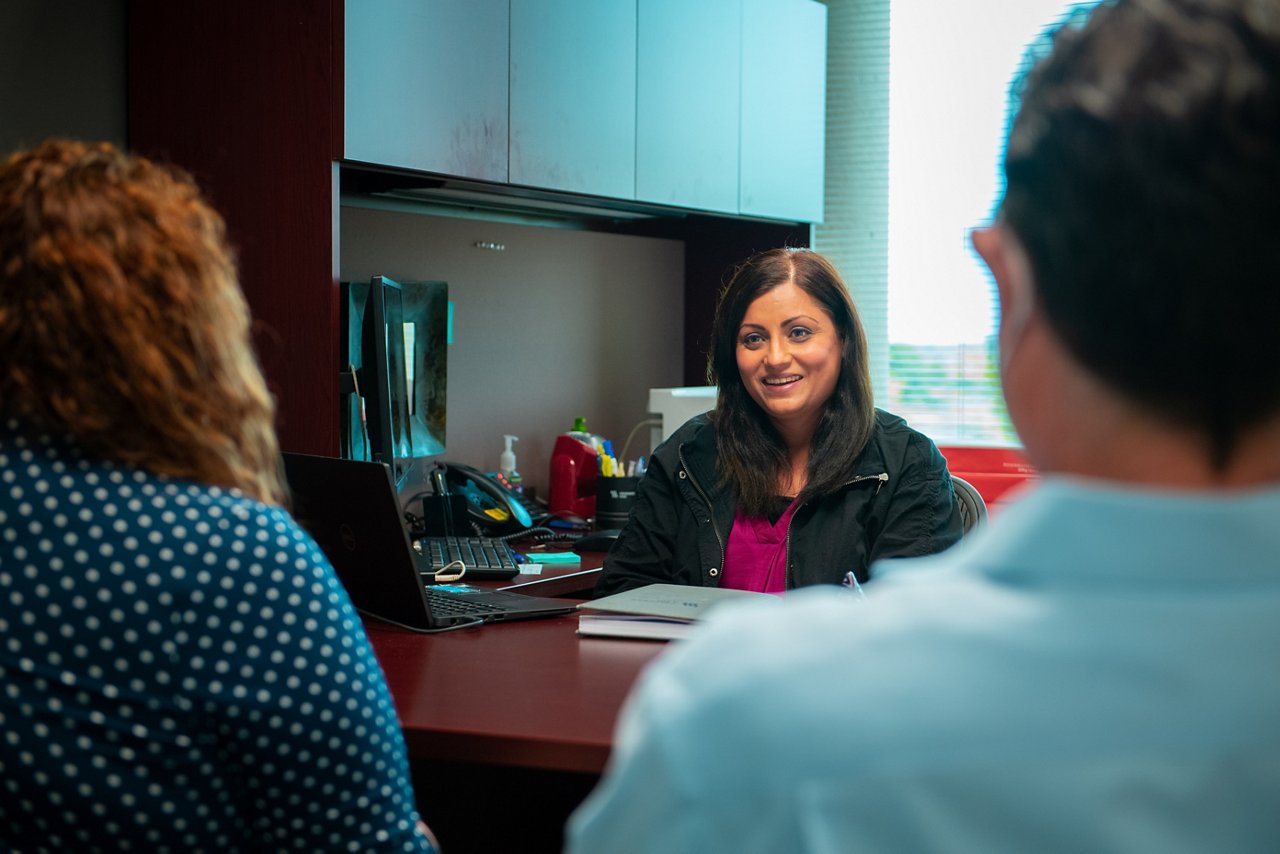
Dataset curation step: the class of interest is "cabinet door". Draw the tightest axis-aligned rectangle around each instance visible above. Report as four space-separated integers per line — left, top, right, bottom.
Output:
740 0 826 222
344 0 509 182
510 0 636 199
635 0 740 213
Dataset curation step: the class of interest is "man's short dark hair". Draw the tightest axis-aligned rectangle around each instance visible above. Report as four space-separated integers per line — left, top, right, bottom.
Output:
1001 0 1280 466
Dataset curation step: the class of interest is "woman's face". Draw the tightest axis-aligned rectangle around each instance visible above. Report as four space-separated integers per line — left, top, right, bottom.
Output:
735 280 843 441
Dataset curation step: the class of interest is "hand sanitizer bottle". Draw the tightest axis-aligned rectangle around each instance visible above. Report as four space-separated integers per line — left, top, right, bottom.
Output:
500 434 523 491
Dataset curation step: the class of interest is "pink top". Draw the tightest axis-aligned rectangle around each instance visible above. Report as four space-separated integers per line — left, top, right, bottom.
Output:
720 499 799 593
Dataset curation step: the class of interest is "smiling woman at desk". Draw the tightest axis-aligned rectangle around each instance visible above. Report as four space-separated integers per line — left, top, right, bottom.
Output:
0 140 436 852
596 248 962 598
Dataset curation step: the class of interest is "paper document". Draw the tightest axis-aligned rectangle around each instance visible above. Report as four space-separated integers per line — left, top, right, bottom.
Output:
576 583 775 641
578 583 773 621
577 614 701 641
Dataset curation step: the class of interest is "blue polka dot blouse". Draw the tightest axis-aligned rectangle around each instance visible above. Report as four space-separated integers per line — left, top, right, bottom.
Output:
0 425 435 852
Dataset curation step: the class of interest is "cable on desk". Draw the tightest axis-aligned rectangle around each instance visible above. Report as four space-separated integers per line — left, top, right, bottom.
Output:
490 525 573 543
432 559 466 583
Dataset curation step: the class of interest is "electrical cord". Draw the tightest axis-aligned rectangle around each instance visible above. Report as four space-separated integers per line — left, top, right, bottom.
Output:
349 362 371 462
432 559 466 583
482 525 563 543
617 417 661 467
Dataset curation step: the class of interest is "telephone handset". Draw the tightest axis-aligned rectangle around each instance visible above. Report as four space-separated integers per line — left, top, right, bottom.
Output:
427 461 534 536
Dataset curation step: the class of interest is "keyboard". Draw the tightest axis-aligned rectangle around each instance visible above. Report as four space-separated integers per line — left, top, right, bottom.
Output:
416 535 520 580
423 587 504 616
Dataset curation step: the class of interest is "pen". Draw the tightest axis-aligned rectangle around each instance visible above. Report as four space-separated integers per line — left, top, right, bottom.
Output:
842 571 866 600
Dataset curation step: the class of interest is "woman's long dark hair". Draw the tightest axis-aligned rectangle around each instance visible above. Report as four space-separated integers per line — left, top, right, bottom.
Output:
708 248 876 516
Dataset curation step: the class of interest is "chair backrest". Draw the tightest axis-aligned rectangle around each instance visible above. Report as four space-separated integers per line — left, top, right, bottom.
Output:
951 475 988 535
936 445 1037 510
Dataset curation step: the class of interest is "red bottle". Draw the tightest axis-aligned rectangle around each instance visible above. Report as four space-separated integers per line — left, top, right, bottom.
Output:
549 433 598 520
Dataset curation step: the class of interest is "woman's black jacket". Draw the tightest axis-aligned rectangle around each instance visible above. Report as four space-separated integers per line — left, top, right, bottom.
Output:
594 409 963 598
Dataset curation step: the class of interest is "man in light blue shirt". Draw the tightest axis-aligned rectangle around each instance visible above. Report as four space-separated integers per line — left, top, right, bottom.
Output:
567 1 1280 851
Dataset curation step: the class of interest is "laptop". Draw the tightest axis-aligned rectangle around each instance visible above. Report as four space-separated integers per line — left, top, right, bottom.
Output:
281 452 577 631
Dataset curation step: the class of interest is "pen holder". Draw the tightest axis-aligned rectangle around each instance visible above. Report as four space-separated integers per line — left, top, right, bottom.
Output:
595 476 639 529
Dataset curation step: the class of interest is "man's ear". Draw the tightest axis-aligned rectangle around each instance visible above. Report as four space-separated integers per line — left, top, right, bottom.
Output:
972 224 1036 361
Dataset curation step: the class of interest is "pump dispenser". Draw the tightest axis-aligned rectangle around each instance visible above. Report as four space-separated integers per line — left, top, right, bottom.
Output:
500 434 522 489
567 416 596 446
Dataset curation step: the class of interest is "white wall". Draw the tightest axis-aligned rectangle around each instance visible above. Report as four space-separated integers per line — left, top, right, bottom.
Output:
340 206 685 497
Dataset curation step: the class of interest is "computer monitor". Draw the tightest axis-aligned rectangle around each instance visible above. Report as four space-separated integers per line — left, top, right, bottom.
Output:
362 276 413 479
400 279 448 460
342 276 448 482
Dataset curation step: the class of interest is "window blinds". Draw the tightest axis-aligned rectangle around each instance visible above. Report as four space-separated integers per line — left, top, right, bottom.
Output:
816 0 1098 447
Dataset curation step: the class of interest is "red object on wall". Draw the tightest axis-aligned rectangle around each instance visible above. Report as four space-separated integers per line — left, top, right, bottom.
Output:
938 445 1038 511
549 435 599 520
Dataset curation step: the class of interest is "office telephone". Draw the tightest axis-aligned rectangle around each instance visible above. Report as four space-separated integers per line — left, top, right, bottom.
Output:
419 461 541 537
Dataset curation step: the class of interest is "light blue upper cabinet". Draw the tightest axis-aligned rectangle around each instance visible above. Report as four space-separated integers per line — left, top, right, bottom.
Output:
509 0 637 199
740 0 827 222
343 0 825 221
344 0 509 182
635 0 741 214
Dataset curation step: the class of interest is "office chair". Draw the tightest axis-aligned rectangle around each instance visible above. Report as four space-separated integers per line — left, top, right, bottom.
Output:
951 475 988 535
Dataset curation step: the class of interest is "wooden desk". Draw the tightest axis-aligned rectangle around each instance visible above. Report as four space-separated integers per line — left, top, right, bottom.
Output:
365 554 663 775
365 553 658 852
366 613 664 775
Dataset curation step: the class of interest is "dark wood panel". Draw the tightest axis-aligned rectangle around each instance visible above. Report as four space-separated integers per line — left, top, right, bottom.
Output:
610 214 810 386
680 217 811 386
127 1 341 454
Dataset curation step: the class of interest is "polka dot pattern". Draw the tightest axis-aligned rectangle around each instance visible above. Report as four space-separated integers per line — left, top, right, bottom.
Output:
0 425 435 852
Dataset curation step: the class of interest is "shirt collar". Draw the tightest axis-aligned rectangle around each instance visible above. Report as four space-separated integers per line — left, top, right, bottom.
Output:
943 475 1280 588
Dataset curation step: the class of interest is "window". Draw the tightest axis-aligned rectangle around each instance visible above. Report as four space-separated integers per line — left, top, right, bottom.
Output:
816 0 1098 447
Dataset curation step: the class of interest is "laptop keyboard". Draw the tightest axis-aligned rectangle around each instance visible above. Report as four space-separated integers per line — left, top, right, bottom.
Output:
423 587 504 616
419 536 518 574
